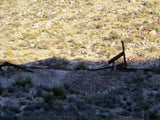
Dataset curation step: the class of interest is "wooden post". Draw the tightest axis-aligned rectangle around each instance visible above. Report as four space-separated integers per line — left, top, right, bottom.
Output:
121 41 127 68
113 61 116 71
108 41 127 69
112 61 114 70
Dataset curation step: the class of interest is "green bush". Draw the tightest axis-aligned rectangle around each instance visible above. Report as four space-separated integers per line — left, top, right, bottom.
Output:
63 83 70 90
13 76 23 86
74 62 88 70
151 66 160 73
155 27 159 33
42 93 54 103
25 76 34 86
149 111 159 119
150 47 158 53
142 104 150 110
143 20 149 23
13 76 33 87
52 87 66 100
2 90 10 97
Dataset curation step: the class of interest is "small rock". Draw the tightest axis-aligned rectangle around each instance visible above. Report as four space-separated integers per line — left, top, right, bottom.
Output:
102 37 108 40
20 103 42 112
128 0 136 3
67 95 77 103
20 105 27 112
137 26 143 30
66 103 78 112
150 30 157 35
120 110 130 116
30 44 35 48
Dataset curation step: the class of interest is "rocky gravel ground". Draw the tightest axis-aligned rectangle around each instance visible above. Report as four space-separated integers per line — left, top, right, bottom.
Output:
0 67 160 120
0 0 159 63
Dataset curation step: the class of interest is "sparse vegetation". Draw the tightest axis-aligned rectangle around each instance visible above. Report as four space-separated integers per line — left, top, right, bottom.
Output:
42 93 54 103
2 90 10 97
52 86 67 100
151 66 160 73
143 20 149 24
142 104 150 110
13 76 33 87
74 62 88 70
108 31 120 40
150 47 158 53
0 0 158 63
148 111 160 120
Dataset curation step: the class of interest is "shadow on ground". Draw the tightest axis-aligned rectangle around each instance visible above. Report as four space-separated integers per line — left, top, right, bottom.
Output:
0 56 160 120
20 56 160 71
0 56 159 94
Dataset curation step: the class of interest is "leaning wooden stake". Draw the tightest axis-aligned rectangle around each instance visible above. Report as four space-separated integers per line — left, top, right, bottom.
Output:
108 41 127 69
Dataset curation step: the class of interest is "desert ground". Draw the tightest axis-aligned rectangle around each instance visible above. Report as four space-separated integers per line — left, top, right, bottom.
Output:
0 0 159 64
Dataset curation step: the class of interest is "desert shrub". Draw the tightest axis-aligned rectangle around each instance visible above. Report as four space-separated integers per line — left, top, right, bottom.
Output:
5 50 14 56
25 76 34 86
108 31 120 40
145 1 157 9
2 90 10 97
52 86 66 100
42 93 54 103
95 23 103 29
150 47 158 53
143 20 149 23
142 104 150 110
13 76 25 87
155 27 159 33
13 76 33 87
124 37 134 43
148 111 159 119
151 66 160 73
74 62 88 70
63 83 71 90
